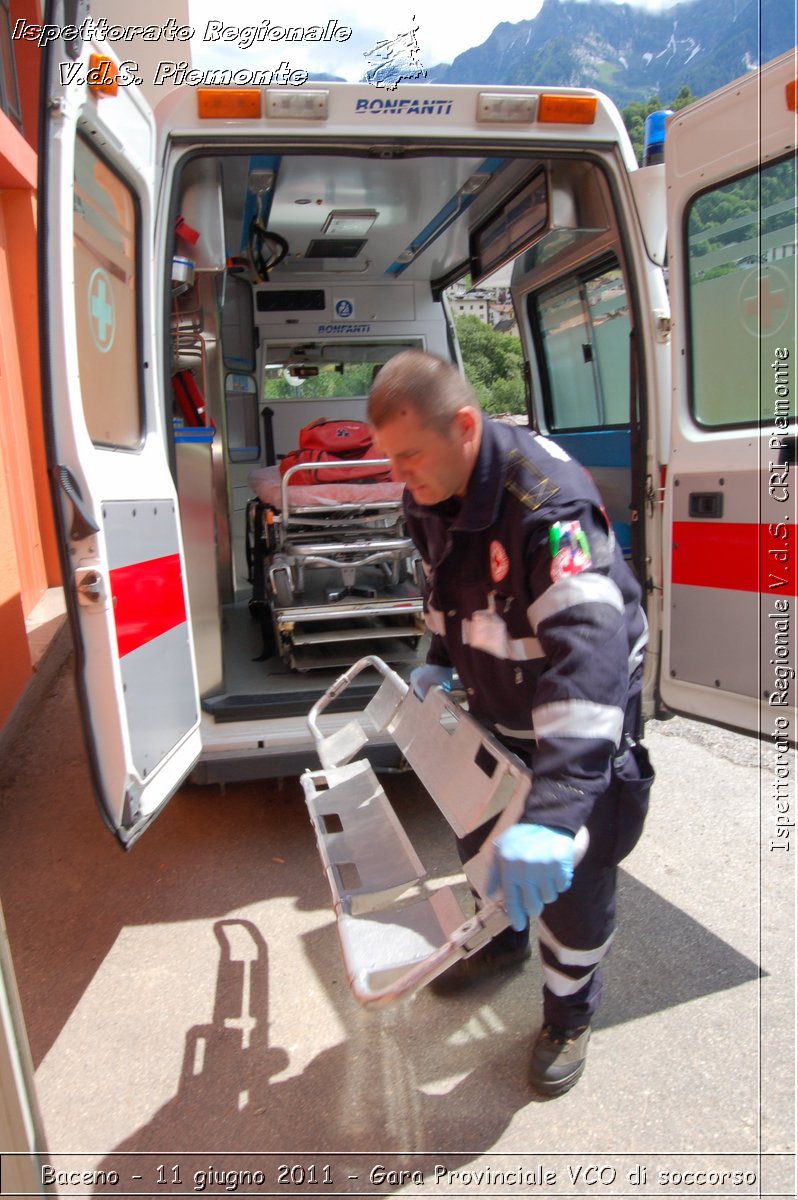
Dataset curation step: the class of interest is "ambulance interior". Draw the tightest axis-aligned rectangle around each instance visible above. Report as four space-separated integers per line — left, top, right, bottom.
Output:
167 142 643 742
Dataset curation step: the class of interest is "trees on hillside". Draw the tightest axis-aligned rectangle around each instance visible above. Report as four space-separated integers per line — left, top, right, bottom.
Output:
454 315 527 414
622 85 695 163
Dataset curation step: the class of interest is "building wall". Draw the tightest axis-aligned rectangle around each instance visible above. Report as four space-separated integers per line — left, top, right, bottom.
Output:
452 297 490 323
0 401 32 729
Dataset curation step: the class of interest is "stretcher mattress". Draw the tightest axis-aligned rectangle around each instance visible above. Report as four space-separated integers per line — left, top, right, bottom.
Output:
249 465 404 509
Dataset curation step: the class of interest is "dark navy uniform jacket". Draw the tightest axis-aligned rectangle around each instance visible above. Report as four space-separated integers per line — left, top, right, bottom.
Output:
404 417 648 837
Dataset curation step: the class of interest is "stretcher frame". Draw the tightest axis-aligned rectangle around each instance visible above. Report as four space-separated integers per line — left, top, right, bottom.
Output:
248 459 424 668
302 655 578 1008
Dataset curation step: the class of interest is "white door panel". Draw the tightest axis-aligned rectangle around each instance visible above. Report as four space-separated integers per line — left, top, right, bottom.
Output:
41 6 200 845
661 51 797 734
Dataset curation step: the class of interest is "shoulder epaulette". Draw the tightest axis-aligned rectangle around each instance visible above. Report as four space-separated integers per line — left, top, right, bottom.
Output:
504 447 560 512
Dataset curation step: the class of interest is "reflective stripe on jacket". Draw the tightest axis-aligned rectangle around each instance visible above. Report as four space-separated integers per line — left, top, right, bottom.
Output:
403 417 648 834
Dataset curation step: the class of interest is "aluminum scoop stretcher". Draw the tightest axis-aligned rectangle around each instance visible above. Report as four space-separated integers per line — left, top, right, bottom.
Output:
301 655 587 1008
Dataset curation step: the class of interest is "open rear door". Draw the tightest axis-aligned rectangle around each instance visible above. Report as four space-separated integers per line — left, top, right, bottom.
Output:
39 5 201 846
660 51 797 736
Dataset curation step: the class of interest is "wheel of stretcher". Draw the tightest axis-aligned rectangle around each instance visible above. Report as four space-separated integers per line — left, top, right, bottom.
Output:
270 569 294 608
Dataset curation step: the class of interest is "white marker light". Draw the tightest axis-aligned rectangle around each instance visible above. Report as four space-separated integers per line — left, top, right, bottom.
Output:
264 90 329 120
477 93 538 124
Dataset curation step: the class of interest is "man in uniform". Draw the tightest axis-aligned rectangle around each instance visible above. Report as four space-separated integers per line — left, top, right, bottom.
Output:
368 350 653 1097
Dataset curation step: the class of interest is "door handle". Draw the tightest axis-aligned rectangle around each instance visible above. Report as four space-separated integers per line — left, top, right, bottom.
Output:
688 491 723 519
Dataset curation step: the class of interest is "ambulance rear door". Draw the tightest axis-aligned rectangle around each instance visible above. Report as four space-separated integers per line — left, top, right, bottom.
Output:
660 51 797 735
39 7 201 846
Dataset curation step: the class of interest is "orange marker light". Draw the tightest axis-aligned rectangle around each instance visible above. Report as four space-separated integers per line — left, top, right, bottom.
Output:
197 89 261 119
538 94 598 125
787 80 798 111
87 54 119 96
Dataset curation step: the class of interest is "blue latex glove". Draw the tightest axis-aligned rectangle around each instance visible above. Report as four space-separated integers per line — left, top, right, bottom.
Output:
410 664 453 699
487 823 576 930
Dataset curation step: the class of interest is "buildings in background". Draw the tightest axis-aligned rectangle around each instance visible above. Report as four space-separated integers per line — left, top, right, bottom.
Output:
447 280 519 334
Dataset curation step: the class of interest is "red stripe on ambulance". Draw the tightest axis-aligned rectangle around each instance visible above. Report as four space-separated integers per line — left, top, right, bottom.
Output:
672 521 796 596
110 554 187 657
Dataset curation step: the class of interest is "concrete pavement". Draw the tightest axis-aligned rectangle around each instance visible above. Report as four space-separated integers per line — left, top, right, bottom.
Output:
0 647 794 1198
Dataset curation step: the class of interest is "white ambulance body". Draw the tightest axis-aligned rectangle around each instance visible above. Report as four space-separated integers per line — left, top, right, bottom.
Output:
38 21 797 847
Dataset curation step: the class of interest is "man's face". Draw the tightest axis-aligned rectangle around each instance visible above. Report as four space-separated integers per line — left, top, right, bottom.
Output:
371 405 478 505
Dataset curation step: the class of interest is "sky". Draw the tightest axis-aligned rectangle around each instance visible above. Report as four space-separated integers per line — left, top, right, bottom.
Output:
187 1 677 82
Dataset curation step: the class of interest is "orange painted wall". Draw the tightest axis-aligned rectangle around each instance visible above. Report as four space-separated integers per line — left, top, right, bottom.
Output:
0 0 53 733
0 436 32 729
12 0 42 155
0 192 48 612
3 188 59 585
0 187 37 726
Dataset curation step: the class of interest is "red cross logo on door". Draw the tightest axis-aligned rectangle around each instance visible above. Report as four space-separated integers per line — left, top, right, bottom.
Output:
739 265 791 337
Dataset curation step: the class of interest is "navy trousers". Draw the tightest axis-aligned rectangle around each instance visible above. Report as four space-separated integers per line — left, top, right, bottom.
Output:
457 696 652 1029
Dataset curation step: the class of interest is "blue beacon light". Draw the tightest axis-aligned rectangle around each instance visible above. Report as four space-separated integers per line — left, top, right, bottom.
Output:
643 109 674 165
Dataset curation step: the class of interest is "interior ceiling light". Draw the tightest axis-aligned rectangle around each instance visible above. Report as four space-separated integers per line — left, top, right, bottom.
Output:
461 174 490 196
248 169 275 195
305 237 367 259
321 210 379 237
385 156 505 278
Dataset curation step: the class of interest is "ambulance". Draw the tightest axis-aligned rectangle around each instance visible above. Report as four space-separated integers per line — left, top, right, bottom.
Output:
37 18 797 849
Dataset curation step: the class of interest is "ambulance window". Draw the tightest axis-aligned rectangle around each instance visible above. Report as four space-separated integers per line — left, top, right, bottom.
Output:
73 138 142 448
226 374 259 462
533 263 630 431
686 154 796 427
220 275 256 373
264 361 376 399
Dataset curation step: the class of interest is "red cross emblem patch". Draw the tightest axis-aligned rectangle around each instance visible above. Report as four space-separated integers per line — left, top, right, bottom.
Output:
490 540 510 583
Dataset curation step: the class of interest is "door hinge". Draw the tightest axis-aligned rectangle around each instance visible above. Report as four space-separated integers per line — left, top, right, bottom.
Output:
54 465 100 541
644 473 657 517
63 1 91 59
75 567 107 608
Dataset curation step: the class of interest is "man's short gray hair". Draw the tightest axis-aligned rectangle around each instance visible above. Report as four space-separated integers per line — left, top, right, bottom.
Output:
368 350 477 435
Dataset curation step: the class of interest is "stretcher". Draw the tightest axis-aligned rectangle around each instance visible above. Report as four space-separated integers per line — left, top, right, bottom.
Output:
247 461 424 669
301 654 587 1008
